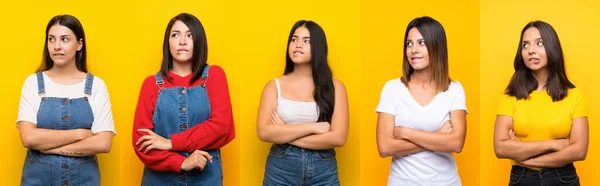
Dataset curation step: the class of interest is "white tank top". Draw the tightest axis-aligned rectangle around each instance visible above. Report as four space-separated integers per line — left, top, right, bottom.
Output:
275 78 319 124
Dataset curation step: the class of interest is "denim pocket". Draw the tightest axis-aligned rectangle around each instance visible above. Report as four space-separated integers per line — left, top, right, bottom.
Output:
509 166 524 185
76 156 100 186
317 148 336 161
557 168 579 184
268 144 289 158
22 160 53 185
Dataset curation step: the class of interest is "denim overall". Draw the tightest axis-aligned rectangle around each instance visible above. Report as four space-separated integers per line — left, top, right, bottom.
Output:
141 65 223 186
21 72 100 186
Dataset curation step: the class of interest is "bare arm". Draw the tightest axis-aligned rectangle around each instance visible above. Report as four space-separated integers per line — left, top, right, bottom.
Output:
289 80 349 150
41 131 113 157
493 115 567 162
397 110 467 153
376 113 426 157
18 121 93 151
256 80 327 144
520 117 589 168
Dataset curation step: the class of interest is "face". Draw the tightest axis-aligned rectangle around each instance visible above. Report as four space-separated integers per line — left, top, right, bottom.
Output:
406 28 429 70
521 27 548 71
288 26 311 64
47 25 82 66
169 20 194 63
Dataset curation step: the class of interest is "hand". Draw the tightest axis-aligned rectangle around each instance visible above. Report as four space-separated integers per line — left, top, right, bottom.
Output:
40 148 59 155
437 120 453 133
271 111 284 124
180 150 213 171
75 129 93 140
136 129 172 153
509 129 517 140
551 138 570 151
393 126 411 140
313 122 331 134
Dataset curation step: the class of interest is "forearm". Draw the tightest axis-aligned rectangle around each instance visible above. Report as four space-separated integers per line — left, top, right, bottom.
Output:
257 123 317 144
494 139 557 162
289 131 346 150
378 137 426 157
403 129 463 153
21 128 86 151
44 132 112 157
522 143 587 168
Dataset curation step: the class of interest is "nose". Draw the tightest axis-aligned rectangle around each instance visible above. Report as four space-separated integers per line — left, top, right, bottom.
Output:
179 36 187 46
295 42 302 49
53 40 61 51
527 45 535 55
411 45 418 54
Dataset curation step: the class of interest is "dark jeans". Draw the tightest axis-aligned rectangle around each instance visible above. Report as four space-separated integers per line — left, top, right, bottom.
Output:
509 163 579 186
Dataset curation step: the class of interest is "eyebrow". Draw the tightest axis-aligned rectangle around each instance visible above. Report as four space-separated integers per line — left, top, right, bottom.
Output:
171 30 191 33
48 35 71 37
292 35 310 39
406 39 424 42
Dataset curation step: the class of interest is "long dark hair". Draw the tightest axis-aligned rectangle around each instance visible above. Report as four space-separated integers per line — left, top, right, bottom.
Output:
38 15 87 72
400 16 451 92
505 21 574 101
284 20 335 123
160 13 208 84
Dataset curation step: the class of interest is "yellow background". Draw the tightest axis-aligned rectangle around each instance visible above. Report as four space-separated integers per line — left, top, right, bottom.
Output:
480 0 600 185
2 0 598 185
0 0 240 185
360 0 481 185
237 0 361 185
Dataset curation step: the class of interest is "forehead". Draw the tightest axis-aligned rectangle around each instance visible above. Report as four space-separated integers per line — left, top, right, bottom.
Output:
407 27 423 39
171 20 190 31
522 27 541 40
48 24 75 36
293 26 310 37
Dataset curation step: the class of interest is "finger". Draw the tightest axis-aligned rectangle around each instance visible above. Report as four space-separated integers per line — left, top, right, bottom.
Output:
138 129 153 134
136 135 151 145
139 140 153 151
144 144 155 154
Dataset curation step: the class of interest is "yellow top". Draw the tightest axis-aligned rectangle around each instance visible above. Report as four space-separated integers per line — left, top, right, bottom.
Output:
497 88 587 169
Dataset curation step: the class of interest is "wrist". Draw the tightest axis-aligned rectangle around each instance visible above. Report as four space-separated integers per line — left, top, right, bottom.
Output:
401 127 411 140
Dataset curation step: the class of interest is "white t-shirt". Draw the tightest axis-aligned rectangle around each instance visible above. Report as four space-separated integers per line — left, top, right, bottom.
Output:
376 78 467 186
16 72 116 134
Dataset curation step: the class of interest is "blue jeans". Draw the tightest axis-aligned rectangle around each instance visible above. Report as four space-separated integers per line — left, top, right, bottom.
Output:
263 144 340 186
509 163 580 186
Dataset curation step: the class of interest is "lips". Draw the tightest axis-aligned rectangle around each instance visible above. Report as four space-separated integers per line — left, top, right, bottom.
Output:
410 57 423 61
529 58 540 63
293 51 304 56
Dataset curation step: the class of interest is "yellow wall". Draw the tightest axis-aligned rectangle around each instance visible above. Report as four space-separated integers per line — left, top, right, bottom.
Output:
2 0 597 185
0 0 240 185
480 0 600 185
237 0 361 185
360 0 481 185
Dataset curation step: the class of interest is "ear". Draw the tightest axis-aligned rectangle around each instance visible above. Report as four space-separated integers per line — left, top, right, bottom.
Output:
77 38 83 51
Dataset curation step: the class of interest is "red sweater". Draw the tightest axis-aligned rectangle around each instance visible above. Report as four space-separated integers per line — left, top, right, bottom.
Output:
132 65 235 172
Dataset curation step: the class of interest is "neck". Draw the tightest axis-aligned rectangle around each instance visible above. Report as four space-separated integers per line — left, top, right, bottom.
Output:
171 60 193 76
47 60 81 76
411 67 433 86
532 68 548 91
289 63 312 78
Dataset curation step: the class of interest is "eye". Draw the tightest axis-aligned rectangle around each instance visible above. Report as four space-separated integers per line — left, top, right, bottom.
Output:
48 37 55 42
536 42 543 46
418 41 425 45
291 38 297 42
62 38 69 42
304 39 310 44
171 33 179 38
406 41 413 46
522 43 529 48
187 33 193 38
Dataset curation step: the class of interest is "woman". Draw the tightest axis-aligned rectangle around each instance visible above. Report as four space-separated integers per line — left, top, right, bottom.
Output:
493 21 588 186
375 16 467 185
17 14 116 186
257 20 349 186
132 13 235 186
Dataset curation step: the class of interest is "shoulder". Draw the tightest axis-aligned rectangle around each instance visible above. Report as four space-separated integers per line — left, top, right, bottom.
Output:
567 87 585 100
383 78 403 90
23 73 39 86
208 65 226 77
